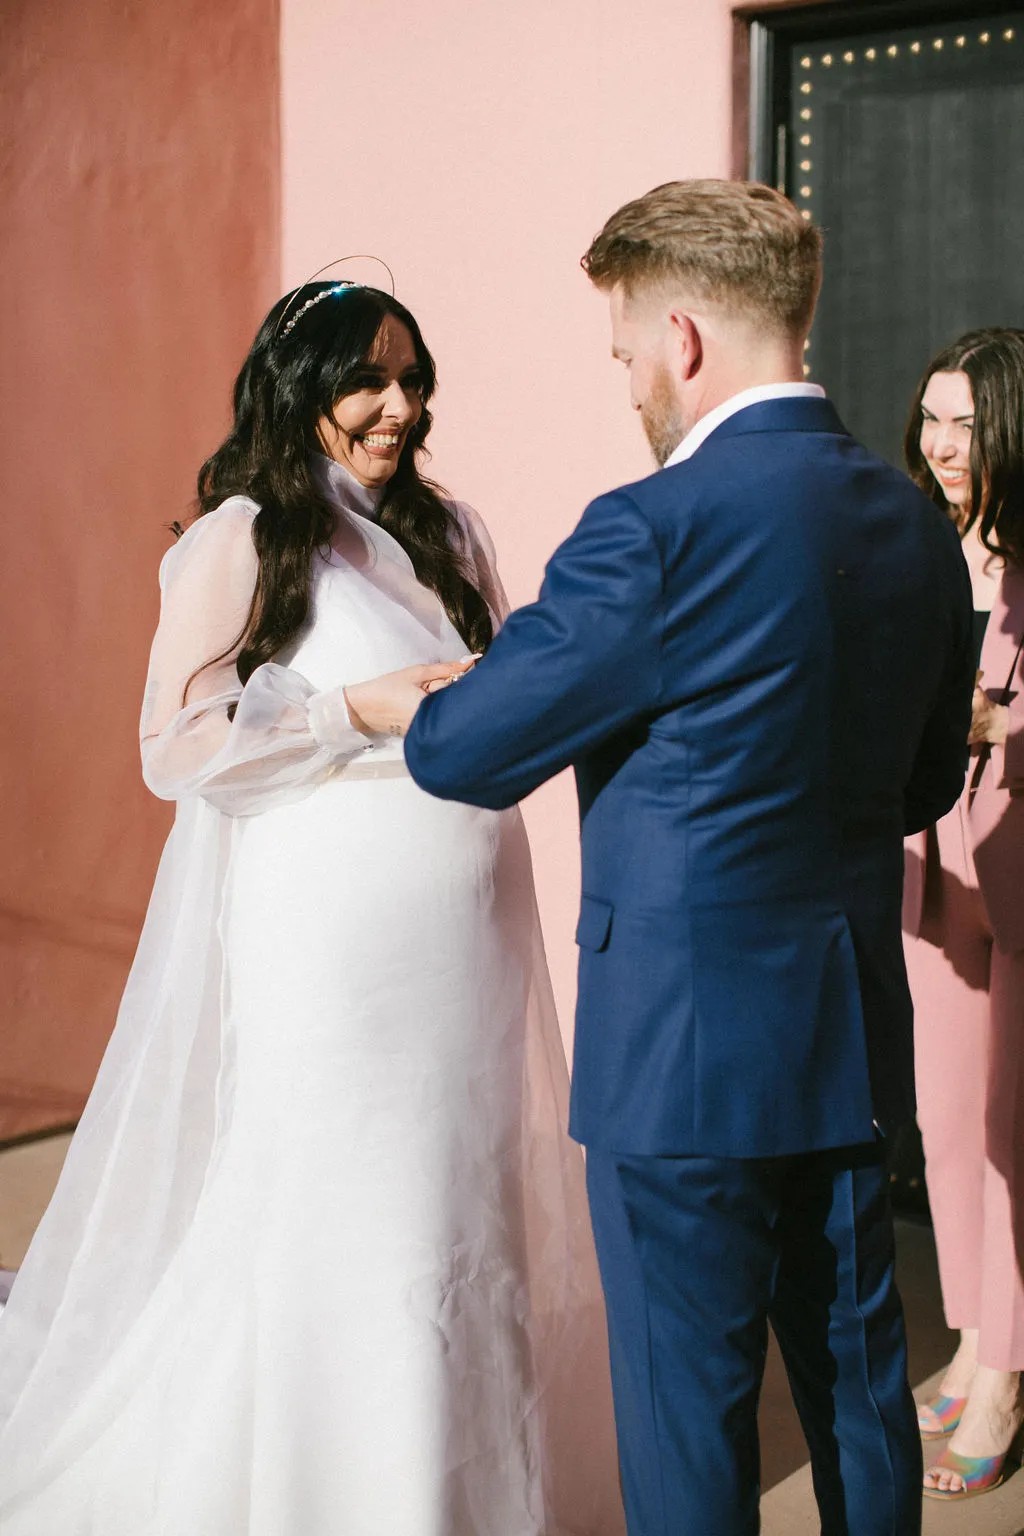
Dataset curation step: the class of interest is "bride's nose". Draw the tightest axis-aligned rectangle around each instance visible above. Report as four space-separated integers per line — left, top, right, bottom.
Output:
381 379 419 424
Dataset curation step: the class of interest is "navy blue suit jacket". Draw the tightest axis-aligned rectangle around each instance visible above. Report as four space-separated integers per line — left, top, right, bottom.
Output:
405 398 974 1157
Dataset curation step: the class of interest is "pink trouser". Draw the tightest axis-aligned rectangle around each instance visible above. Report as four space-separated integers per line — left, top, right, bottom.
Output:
905 807 1024 1370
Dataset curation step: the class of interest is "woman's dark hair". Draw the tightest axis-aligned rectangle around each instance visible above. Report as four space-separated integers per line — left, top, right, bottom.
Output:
194 282 492 691
904 326 1024 566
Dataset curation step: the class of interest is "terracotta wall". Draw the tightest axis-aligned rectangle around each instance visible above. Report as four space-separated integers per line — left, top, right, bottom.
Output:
0 0 281 1137
281 0 737 1041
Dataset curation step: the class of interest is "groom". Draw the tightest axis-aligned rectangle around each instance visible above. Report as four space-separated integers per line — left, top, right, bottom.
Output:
346 181 974 1534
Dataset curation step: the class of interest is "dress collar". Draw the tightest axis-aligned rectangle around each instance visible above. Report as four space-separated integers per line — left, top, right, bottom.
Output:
310 452 384 521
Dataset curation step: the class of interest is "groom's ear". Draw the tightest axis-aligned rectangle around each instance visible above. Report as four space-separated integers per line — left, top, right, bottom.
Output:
666 309 703 382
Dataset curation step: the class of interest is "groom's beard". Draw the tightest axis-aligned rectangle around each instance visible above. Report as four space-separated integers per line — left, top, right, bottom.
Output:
641 365 687 467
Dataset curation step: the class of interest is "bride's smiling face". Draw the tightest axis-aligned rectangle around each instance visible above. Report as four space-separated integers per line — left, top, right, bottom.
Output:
318 316 424 489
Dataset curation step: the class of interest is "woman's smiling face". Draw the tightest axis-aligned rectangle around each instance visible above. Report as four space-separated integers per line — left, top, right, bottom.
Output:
317 315 424 488
920 369 974 510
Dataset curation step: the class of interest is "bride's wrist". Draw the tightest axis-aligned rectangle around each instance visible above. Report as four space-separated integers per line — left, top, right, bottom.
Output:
342 685 373 738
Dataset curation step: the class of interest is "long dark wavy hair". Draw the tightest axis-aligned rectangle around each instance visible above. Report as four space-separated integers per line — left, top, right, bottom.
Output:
194 283 492 692
904 327 1024 567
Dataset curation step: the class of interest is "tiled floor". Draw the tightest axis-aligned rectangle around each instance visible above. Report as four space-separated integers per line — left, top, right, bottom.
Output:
2 1134 1023 1528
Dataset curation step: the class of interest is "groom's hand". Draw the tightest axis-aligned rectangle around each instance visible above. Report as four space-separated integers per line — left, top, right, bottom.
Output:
344 658 478 738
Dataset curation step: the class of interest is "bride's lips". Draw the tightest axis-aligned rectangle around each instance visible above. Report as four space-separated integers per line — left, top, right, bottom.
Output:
354 429 404 459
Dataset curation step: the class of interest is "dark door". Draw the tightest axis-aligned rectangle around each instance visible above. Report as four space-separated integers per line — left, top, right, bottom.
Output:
749 2 1024 466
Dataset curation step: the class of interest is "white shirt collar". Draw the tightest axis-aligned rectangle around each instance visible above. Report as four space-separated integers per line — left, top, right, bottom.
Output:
663 382 827 469
310 452 384 521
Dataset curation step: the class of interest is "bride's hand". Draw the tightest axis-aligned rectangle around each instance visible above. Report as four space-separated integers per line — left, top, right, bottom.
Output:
344 657 479 738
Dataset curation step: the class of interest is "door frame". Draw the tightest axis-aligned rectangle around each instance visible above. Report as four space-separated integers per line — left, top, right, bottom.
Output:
731 0 1024 180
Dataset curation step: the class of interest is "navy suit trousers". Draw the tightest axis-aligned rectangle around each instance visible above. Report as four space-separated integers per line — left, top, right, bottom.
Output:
585 1142 922 1536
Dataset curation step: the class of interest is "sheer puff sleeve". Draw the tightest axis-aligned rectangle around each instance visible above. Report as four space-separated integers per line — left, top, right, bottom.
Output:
140 499 371 815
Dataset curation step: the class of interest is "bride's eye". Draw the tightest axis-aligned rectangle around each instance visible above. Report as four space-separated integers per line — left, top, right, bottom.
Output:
350 368 385 391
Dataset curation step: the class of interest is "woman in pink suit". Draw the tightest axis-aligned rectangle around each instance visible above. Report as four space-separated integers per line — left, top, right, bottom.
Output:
903 328 1024 1500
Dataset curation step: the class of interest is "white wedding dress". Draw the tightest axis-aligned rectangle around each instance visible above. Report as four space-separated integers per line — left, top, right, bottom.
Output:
0 458 624 1536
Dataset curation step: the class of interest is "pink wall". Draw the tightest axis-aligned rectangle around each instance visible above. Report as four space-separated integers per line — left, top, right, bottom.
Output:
0 0 280 1136
282 0 737 1040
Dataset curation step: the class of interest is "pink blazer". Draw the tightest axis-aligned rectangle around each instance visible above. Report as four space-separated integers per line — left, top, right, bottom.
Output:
905 560 1024 954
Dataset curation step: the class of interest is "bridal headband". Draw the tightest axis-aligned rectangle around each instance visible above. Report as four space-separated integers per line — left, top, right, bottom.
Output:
275 254 397 341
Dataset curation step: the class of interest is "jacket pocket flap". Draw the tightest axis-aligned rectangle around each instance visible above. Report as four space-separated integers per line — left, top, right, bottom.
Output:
575 895 614 952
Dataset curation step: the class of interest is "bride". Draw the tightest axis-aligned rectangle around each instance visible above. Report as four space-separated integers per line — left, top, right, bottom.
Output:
0 277 624 1535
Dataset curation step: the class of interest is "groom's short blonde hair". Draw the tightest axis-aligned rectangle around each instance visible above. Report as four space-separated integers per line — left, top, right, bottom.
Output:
582 179 823 339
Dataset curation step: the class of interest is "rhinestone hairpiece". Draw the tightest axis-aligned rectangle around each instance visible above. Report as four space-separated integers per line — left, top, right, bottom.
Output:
279 282 355 339
274 254 396 342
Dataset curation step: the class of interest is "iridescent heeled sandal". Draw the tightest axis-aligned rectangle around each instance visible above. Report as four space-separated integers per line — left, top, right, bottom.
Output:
923 1437 1021 1501
916 1393 966 1441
